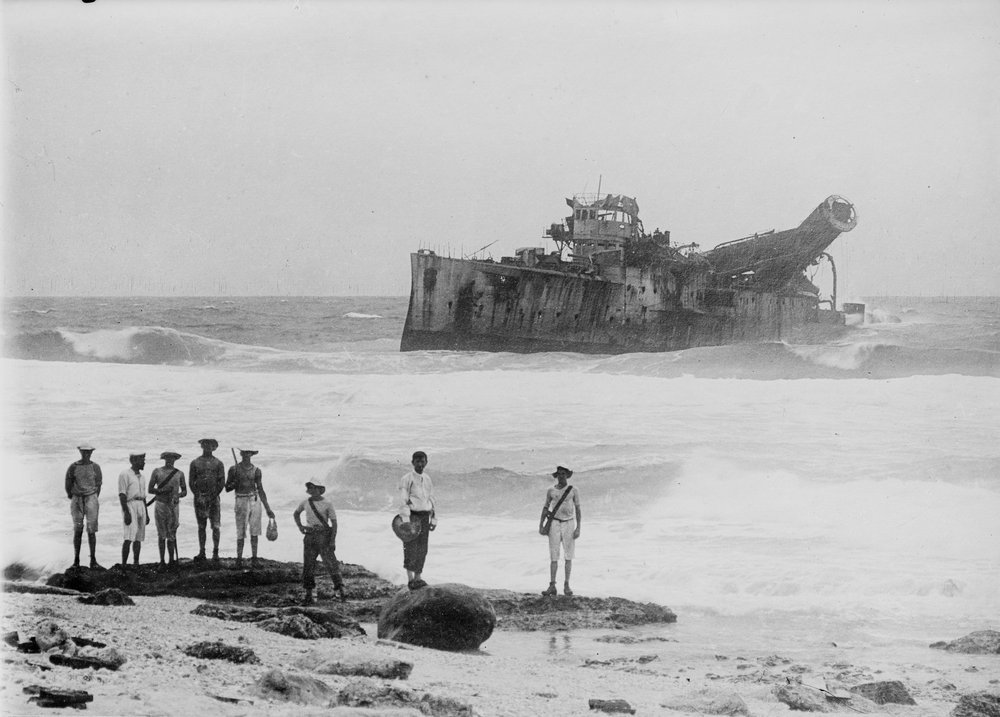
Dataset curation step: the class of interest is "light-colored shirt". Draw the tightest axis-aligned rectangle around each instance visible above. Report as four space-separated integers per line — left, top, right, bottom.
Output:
398 470 434 518
118 469 145 502
544 485 580 521
298 497 337 528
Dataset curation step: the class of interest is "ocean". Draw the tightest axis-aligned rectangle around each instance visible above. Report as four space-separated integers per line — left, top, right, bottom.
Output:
2 295 998 654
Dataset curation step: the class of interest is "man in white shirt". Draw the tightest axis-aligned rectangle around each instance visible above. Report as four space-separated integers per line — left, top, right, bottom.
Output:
117 452 149 570
397 450 436 590
539 465 581 596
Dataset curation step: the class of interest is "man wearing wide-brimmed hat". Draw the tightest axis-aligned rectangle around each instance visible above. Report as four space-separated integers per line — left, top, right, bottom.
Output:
225 448 274 569
149 451 188 570
539 465 582 597
65 443 104 569
292 477 346 605
117 452 149 570
189 438 225 563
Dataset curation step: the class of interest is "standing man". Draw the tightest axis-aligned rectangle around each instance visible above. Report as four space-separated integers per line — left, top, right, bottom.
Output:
539 466 581 597
148 451 187 570
397 450 436 590
225 448 274 569
118 452 149 570
293 478 346 605
66 443 103 569
189 438 225 564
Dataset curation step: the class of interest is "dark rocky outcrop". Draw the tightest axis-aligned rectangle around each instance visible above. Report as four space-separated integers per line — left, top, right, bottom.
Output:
23 685 94 708
254 668 336 706
849 680 916 705
78 587 135 606
35 561 678 634
49 648 126 671
296 651 413 679
589 698 636 714
182 640 260 664
951 691 1000 717
191 602 365 639
661 687 751 716
484 590 677 631
337 677 476 716
931 631 1000 655
377 583 496 651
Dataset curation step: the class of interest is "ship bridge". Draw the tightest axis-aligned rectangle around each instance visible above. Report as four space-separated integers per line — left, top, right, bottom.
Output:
560 194 642 260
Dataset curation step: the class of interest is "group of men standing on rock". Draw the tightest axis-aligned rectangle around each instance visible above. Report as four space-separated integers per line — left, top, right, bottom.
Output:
67 441 584 602
65 439 274 572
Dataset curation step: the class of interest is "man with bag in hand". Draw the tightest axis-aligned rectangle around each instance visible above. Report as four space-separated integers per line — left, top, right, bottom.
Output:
539 466 581 597
225 448 274 569
293 478 345 605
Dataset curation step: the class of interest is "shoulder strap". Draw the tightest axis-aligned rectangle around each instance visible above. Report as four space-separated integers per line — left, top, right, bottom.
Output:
548 485 574 515
307 498 329 527
157 468 179 490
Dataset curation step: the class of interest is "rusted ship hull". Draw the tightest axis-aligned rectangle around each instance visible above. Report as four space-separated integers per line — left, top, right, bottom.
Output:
400 193 858 354
401 254 844 354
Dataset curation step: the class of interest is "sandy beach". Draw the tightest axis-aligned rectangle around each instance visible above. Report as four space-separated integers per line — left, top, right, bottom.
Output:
2 578 997 717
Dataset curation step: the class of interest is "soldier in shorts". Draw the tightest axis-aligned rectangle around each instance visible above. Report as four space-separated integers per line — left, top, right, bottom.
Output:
148 451 187 570
189 438 225 563
65 443 103 569
225 448 274 569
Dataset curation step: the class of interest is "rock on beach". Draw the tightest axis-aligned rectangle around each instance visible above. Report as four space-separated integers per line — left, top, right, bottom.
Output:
378 583 496 651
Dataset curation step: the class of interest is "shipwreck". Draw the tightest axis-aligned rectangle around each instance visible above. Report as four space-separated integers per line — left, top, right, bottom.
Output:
400 193 860 354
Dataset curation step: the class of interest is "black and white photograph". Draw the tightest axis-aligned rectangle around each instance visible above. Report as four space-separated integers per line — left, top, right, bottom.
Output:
2 1 999 714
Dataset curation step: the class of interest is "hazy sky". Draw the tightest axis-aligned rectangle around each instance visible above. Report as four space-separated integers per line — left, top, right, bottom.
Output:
3 0 999 297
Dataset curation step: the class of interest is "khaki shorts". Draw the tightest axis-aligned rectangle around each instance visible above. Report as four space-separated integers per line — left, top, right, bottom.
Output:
235 495 262 538
70 494 99 533
548 518 576 561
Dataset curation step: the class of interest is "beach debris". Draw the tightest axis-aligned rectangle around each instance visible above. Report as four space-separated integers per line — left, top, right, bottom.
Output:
4 630 40 653
849 680 917 705
661 687 751 716
208 692 254 705
593 634 676 644
930 630 1000 655
23 684 94 708
296 651 413 679
257 614 328 640
2 580 86 597
253 669 336 706
378 583 496 651
182 640 260 664
49 647 126 671
191 602 365 638
588 698 636 714
583 654 659 668
78 587 135 606
34 620 73 652
337 677 476 716
773 683 879 713
950 690 1000 717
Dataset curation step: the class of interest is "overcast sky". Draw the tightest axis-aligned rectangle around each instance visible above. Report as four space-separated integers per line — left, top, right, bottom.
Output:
3 0 999 297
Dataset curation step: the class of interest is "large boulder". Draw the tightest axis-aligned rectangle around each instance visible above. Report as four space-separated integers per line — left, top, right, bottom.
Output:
931 631 1000 655
377 583 495 651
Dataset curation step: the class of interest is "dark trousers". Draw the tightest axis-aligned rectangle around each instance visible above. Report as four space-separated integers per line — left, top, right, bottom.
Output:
302 529 342 590
403 510 431 573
